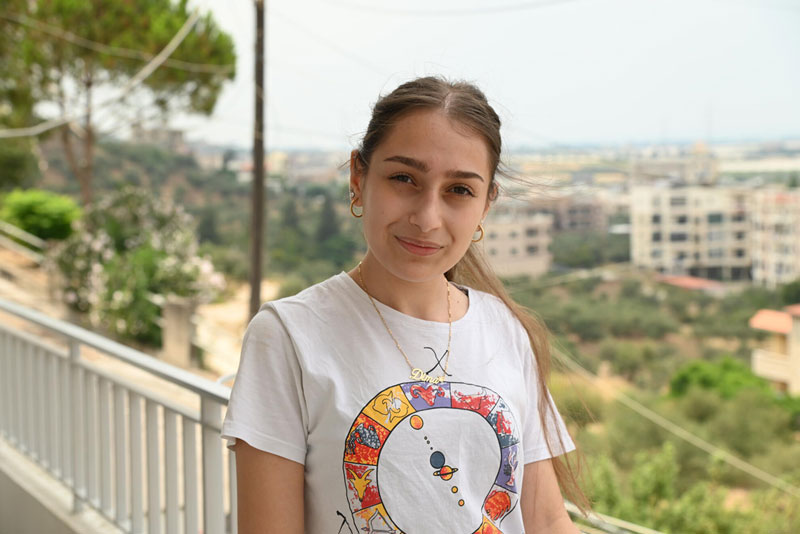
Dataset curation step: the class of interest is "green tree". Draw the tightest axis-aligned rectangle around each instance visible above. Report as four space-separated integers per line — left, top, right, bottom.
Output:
10 0 235 204
781 277 800 305
0 0 40 190
0 188 81 240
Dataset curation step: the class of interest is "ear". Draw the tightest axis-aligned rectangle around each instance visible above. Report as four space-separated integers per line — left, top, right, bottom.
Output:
349 149 365 203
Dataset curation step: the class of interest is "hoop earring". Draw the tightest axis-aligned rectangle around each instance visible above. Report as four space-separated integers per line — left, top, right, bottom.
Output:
350 198 363 218
472 223 484 242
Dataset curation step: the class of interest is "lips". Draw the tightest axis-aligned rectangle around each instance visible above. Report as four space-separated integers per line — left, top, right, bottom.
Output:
395 236 443 256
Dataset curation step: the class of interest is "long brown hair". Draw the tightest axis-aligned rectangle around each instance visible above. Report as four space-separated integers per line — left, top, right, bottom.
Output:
355 76 589 513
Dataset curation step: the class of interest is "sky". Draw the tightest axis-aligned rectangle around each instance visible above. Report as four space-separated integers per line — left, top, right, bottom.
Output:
169 0 800 151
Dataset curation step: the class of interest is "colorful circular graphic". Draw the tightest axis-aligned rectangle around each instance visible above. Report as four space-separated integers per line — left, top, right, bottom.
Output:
342 381 522 533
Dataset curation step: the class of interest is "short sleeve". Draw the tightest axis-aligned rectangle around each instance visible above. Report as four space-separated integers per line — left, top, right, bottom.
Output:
521 347 576 464
220 305 308 465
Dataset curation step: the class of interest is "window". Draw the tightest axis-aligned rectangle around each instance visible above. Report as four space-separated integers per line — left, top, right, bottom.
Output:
511 248 518 255
707 231 724 242
489 248 497 256
651 249 662 258
652 214 661 224
670 196 687 206
526 227 538 237
732 213 746 222
670 232 688 242
707 213 723 224
488 232 497 239
735 249 746 258
652 232 662 242
709 248 724 258
509 231 518 238
675 215 688 224
527 245 539 255
735 231 746 240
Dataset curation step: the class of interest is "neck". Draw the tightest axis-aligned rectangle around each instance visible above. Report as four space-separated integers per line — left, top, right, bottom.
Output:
349 254 453 322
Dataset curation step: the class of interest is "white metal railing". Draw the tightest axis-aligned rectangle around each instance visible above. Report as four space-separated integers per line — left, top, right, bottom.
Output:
0 296 236 534
0 219 45 264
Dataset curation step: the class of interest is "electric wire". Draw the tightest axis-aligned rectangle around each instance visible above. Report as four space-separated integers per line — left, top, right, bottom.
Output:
0 9 202 139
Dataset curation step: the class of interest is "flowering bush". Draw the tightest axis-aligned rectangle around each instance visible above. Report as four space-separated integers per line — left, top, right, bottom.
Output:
51 186 226 344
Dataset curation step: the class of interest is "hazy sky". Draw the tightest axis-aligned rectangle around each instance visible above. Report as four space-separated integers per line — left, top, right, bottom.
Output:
171 0 800 150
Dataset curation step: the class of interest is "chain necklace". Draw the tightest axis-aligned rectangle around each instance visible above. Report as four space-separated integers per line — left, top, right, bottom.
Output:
357 262 452 384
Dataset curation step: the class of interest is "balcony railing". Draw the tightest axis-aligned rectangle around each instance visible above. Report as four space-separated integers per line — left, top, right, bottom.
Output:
0 296 662 534
0 296 236 534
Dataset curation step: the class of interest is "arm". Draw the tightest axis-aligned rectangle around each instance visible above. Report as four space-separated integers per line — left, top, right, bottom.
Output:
234 439 305 534
521 458 579 534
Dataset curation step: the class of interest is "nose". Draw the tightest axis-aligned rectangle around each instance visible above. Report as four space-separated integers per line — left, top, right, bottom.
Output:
408 190 443 233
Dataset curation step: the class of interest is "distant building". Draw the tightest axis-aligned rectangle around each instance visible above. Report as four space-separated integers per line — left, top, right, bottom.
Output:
630 184 750 281
749 304 800 394
484 200 553 278
631 143 718 185
751 188 800 289
130 125 187 154
527 192 607 233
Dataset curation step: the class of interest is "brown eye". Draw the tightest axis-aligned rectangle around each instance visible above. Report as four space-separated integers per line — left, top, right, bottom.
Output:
390 173 414 184
451 185 475 197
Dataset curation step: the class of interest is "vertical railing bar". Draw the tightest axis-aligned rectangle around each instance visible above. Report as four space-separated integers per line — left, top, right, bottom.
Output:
114 384 129 528
47 350 60 476
11 336 21 447
146 399 162 534
23 339 33 455
0 331 10 440
61 351 72 486
183 419 199 534
35 346 47 467
228 447 238 534
70 342 85 513
201 395 224 534
85 371 98 507
130 392 144 534
99 377 113 515
165 409 179 534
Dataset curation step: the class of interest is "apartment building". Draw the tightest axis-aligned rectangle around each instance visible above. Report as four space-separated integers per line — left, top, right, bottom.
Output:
749 304 800 394
631 143 718 185
751 188 800 289
630 184 750 280
527 191 607 233
484 200 553 278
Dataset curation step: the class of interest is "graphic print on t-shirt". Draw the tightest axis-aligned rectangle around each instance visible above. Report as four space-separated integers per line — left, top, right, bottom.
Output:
342 381 521 534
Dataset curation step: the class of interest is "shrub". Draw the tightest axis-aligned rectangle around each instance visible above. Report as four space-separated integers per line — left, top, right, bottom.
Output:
51 186 225 344
0 188 81 240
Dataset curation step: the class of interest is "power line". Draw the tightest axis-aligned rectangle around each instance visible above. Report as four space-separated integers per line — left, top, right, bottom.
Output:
0 10 202 139
0 12 234 74
555 346 800 499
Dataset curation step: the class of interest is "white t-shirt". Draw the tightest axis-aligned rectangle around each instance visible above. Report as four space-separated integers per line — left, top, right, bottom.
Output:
221 272 574 534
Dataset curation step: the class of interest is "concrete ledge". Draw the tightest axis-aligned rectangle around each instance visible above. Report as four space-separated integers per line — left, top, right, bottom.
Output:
0 438 120 534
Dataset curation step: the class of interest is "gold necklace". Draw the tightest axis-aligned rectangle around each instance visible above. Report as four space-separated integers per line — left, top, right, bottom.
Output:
357 262 452 384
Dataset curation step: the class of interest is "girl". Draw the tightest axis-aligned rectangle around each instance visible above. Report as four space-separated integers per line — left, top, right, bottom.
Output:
222 76 585 533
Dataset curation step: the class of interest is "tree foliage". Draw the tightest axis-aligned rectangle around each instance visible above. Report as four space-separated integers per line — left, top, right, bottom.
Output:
8 0 236 204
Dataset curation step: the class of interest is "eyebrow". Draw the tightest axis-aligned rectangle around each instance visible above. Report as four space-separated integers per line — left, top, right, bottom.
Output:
384 155 485 182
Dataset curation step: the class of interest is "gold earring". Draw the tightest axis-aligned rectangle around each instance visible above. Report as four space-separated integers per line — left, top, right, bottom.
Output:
472 223 484 242
350 198 363 218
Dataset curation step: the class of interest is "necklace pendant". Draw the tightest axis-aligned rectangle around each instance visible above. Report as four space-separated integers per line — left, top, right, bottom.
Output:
409 368 445 385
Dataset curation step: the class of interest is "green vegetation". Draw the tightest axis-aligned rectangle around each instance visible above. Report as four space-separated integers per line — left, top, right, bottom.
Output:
530 274 800 532
0 188 80 240
52 186 224 345
551 229 629 268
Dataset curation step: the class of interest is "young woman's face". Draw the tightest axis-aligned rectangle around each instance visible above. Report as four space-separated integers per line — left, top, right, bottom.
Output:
351 109 494 283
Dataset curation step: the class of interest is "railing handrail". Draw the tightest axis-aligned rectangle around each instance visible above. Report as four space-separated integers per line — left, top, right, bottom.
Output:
0 219 46 250
0 296 231 403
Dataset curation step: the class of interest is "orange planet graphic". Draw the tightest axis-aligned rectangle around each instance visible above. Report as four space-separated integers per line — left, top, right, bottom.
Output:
409 415 424 430
433 465 458 480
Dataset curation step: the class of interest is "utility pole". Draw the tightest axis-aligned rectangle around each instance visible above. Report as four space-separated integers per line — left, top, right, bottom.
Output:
249 0 266 319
